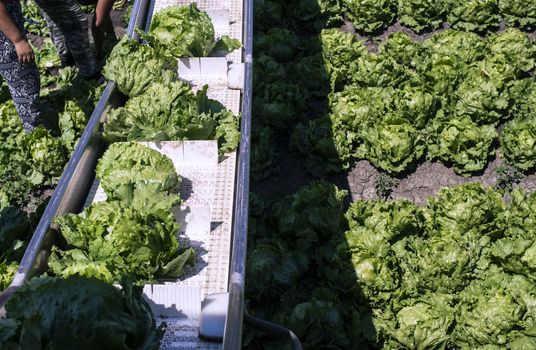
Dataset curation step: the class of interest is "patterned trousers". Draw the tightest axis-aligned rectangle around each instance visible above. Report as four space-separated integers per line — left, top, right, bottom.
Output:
0 2 41 132
35 0 97 78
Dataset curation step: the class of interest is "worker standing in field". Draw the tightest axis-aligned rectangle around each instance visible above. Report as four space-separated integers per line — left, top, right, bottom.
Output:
33 0 99 79
0 0 43 132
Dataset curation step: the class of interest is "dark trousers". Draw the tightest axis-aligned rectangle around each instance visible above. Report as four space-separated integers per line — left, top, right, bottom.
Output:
0 1 41 132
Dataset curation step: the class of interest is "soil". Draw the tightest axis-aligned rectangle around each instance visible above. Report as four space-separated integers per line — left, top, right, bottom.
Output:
110 5 129 39
252 18 536 206
252 138 536 206
345 17 536 52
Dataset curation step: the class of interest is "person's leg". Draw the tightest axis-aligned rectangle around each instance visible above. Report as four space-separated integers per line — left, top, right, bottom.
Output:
0 3 42 132
40 10 74 67
92 0 116 58
105 12 116 37
34 0 97 78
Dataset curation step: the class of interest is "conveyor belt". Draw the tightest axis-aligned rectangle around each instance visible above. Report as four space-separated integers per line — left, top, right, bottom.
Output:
149 0 243 64
85 143 237 299
0 0 252 348
137 0 247 347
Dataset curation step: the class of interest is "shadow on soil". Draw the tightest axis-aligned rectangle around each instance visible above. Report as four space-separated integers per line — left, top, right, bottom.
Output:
244 1 376 349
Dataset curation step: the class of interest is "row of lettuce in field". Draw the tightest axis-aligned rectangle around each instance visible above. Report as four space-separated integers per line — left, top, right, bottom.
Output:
246 181 536 349
249 1 536 349
256 0 536 33
254 27 536 177
0 70 104 290
0 0 109 295
0 276 163 349
101 4 240 152
0 142 193 348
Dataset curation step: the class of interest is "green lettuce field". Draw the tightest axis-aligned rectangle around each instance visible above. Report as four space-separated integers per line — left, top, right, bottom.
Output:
246 1 536 349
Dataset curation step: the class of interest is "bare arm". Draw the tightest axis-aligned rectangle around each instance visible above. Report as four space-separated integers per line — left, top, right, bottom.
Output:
92 0 116 57
0 2 34 63
94 0 115 27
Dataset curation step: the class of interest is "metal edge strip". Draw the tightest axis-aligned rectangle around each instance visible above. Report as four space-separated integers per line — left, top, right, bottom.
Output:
222 0 252 348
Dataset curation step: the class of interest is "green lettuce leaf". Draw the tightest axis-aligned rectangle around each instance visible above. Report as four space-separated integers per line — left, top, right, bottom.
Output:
0 205 30 262
343 0 397 33
446 0 500 32
422 29 487 65
22 127 68 186
426 114 497 175
343 199 424 306
499 0 536 28
357 115 426 174
34 38 61 72
292 0 342 30
453 60 515 125
397 0 446 32
252 55 287 92
453 267 536 348
51 199 193 284
146 4 216 57
0 276 163 349
289 54 330 97
251 127 279 180
103 38 176 97
491 189 536 279
403 228 490 294
378 32 424 68
96 142 180 198
104 81 239 152
487 28 535 75
377 293 455 350
389 80 437 128
58 100 89 152
277 289 352 349
319 28 367 90
500 116 536 171
0 260 18 292
252 0 285 31
290 117 349 177
352 53 409 88
253 28 301 62
424 183 505 236
252 82 307 131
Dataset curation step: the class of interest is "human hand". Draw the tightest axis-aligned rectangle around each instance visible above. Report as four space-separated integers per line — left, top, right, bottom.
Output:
14 39 34 64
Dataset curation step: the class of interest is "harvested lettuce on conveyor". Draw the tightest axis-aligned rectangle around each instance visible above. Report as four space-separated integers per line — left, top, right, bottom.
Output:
95 142 180 198
102 39 176 98
102 2 241 96
0 276 163 349
144 3 241 58
102 3 241 153
49 142 195 285
103 81 240 153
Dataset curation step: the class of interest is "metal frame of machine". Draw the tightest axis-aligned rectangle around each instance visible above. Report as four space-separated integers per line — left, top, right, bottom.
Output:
0 0 252 348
